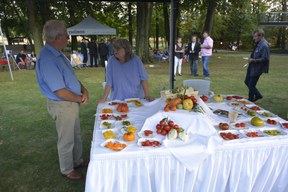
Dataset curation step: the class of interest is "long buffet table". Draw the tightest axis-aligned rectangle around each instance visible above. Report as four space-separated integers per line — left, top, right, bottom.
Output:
85 96 288 192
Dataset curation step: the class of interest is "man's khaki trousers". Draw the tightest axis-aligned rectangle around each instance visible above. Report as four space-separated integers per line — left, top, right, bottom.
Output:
47 100 83 174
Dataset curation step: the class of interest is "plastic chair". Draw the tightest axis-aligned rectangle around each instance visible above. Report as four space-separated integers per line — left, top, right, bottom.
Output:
183 79 210 96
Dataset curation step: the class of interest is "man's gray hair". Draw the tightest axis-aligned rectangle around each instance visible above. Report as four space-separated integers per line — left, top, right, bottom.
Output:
253 29 265 37
43 20 66 40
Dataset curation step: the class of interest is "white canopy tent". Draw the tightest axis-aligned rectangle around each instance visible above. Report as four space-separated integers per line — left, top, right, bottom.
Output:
67 16 116 36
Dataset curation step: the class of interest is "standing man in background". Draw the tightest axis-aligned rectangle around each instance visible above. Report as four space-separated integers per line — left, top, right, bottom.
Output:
187 36 201 76
80 38 88 65
98 39 108 67
88 37 98 67
36 20 89 180
245 29 270 102
201 31 213 79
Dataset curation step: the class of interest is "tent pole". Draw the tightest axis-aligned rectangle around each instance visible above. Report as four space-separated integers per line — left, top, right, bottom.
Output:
0 19 14 81
169 0 175 89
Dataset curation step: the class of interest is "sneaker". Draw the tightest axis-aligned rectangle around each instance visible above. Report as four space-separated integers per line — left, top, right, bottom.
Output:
178 73 182 76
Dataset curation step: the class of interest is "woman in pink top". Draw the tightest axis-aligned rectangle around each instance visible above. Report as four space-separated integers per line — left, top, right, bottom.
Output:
201 31 213 79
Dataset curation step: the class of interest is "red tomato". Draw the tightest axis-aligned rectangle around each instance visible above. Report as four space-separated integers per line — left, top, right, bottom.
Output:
161 130 167 136
164 125 171 132
173 124 179 129
235 123 241 127
156 129 162 134
168 120 174 127
240 123 246 127
160 120 166 126
156 124 162 130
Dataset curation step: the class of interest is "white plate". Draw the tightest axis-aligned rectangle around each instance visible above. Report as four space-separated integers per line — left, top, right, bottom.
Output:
246 104 263 111
137 138 162 147
120 125 138 134
138 130 155 138
100 139 127 151
240 128 265 138
230 122 249 129
237 99 252 106
100 120 116 129
218 130 244 140
258 111 278 119
101 107 114 114
260 128 287 136
265 119 280 127
228 101 242 107
108 100 123 106
98 113 114 120
280 121 288 130
102 129 119 140
121 120 133 127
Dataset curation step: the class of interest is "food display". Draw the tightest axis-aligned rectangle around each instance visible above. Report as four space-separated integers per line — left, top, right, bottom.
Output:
109 101 120 106
238 100 251 105
232 95 244 100
226 96 233 101
123 132 135 141
99 113 112 120
260 111 277 118
245 131 263 138
113 114 128 121
281 122 288 129
213 95 223 102
266 118 277 126
200 95 209 102
104 140 126 151
219 131 240 140
122 120 131 126
250 106 261 111
102 108 113 113
246 110 257 116
102 130 117 140
229 102 240 107
138 138 162 147
116 103 129 112
122 125 137 133
263 129 284 136
100 120 115 129
218 123 229 130
213 109 229 117
233 122 247 129
126 99 143 107
250 117 264 127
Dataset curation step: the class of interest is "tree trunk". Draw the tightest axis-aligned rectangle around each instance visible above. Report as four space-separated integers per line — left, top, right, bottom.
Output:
163 2 170 46
203 0 217 34
67 1 78 51
156 15 159 50
11 1 33 45
25 0 43 54
136 2 153 63
280 0 287 49
128 2 133 45
3 6 12 45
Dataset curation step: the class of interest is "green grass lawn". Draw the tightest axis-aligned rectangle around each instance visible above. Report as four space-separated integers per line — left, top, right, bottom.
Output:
0 51 287 192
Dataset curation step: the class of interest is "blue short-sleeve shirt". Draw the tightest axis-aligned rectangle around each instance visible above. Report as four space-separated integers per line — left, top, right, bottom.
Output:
106 55 148 100
36 44 81 101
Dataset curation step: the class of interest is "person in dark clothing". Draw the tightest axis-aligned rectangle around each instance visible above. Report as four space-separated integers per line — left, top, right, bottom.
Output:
16 50 32 69
80 39 88 64
245 29 270 102
87 38 98 67
98 39 108 67
187 36 201 76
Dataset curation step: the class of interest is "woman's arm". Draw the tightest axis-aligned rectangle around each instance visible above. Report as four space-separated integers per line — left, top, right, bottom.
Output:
141 80 153 101
97 85 112 104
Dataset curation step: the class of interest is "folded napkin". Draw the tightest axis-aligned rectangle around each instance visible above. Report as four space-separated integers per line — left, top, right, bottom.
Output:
141 110 220 171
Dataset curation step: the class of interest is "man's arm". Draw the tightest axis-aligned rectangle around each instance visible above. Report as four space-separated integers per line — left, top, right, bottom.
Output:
54 88 82 103
80 81 89 104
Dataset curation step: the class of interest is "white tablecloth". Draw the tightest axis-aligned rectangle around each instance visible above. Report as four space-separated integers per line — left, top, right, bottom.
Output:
85 98 288 192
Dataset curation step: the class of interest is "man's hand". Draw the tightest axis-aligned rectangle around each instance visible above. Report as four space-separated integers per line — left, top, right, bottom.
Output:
81 91 89 105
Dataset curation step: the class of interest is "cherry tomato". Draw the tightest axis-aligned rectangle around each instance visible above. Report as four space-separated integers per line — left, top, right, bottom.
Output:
161 130 167 136
173 124 179 129
156 124 162 130
156 129 162 134
164 125 171 132
168 120 174 127
160 120 166 126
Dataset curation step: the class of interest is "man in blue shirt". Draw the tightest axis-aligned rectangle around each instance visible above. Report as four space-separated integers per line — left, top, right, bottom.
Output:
245 29 270 102
36 20 89 180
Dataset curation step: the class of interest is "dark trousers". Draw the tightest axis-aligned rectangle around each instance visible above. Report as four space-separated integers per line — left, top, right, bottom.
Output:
244 73 262 101
89 54 98 67
100 55 107 67
82 53 88 63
